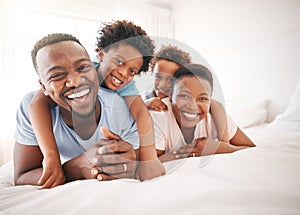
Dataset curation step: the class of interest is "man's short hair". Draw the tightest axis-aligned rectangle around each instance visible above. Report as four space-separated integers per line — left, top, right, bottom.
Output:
31 33 83 73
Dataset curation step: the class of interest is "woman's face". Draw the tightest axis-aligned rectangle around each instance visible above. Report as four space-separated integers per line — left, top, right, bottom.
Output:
98 44 143 91
171 76 212 129
153 59 180 99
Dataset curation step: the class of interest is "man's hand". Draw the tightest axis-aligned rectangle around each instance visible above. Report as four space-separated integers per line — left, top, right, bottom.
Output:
90 126 137 181
64 127 137 181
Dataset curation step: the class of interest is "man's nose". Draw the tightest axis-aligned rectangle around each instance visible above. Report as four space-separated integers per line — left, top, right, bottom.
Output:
65 72 81 87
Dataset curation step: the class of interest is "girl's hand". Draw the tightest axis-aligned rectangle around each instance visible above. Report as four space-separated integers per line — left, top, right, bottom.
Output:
38 156 65 189
148 97 168 112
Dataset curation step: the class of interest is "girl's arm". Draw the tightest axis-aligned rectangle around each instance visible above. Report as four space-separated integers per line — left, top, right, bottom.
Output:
210 99 229 142
28 90 65 188
124 95 166 180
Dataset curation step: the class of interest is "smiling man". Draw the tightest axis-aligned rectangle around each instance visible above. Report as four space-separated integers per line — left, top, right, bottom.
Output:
13 33 139 186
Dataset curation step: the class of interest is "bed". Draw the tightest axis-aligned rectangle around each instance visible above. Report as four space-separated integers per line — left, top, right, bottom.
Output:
1 79 300 215
1 122 300 214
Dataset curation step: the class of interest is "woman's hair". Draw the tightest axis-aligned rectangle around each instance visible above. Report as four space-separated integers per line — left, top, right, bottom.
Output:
31 33 83 73
173 63 214 92
96 20 155 73
149 45 192 71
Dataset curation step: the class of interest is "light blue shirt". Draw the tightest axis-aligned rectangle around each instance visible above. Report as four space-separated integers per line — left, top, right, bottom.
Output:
116 80 139 97
14 87 139 164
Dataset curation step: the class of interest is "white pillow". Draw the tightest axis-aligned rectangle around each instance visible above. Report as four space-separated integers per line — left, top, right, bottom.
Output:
226 99 268 128
268 76 300 132
275 76 300 121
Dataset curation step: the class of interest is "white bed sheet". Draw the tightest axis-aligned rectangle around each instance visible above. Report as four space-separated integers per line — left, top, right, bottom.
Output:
1 124 300 215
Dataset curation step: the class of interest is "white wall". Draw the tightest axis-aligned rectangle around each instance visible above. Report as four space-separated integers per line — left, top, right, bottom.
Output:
171 0 300 121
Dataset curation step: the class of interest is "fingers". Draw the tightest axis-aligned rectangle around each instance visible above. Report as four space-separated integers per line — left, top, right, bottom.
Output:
38 171 49 186
100 126 121 140
99 162 133 175
38 170 65 189
149 99 168 111
98 141 135 157
92 162 135 181
96 174 117 181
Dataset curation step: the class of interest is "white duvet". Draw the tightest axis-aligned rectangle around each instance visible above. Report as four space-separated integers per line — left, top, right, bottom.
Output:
1 124 300 215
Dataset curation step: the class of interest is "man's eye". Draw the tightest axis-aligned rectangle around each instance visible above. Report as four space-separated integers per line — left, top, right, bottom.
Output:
78 65 91 72
49 73 65 81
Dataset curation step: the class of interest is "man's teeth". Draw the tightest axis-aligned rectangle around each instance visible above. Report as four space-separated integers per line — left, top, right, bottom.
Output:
182 111 199 118
113 76 122 84
67 89 90 99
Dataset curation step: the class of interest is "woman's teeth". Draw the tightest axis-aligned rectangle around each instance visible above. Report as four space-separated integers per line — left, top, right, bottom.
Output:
67 89 90 99
182 111 199 119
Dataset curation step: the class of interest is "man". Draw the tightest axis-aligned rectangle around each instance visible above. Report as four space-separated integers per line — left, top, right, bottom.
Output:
14 33 138 187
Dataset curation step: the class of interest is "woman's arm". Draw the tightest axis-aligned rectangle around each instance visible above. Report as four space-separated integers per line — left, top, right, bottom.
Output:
229 127 256 147
210 99 229 142
14 143 44 186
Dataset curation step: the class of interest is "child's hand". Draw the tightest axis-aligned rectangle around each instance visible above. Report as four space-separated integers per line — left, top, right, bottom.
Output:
38 156 65 189
148 97 168 111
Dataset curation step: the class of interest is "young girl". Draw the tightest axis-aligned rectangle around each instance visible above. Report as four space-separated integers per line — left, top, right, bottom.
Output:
149 64 255 162
142 45 229 143
29 20 165 188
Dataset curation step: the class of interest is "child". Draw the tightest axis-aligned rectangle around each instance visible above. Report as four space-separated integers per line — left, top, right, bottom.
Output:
142 45 229 143
150 64 255 162
29 20 165 188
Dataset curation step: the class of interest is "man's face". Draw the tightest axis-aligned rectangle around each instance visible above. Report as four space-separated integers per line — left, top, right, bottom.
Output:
153 60 180 99
171 76 212 129
98 44 143 91
37 41 99 118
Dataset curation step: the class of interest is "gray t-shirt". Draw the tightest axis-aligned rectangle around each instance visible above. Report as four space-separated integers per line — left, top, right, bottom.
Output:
15 87 139 164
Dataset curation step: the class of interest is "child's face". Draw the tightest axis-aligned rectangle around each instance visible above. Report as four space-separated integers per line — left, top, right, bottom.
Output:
98 44 143 91
153 59 180 99
171 76 212 129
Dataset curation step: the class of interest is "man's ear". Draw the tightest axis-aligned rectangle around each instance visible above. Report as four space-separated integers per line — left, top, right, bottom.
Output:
38 79 48 96
98 49 104 62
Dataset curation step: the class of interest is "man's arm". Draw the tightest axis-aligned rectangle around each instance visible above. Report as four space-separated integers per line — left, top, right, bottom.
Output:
14 142 44 186
14 142 98 186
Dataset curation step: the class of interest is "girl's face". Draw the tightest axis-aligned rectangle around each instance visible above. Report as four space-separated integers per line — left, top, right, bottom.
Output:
98 44 143 91
153 59 180 99
171 76 212 129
